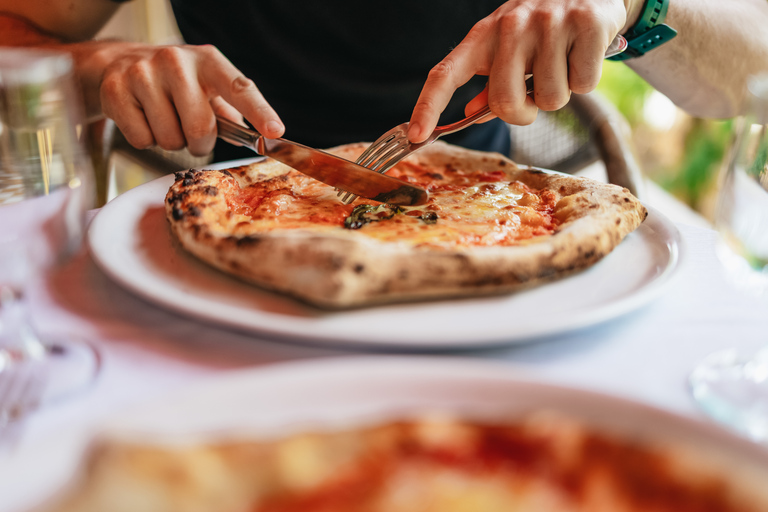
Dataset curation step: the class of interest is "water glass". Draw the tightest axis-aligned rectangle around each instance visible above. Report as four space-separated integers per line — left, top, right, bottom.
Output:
0 48 99 426
689 73 768 443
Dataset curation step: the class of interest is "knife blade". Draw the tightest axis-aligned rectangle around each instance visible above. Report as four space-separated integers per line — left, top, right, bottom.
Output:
215 116 428 206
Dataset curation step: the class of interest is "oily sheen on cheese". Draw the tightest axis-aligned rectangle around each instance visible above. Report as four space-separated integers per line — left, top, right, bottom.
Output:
226 160 559 248
164 141 647 308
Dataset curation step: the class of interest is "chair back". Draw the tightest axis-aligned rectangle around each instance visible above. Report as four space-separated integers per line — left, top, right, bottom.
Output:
509 91 644 199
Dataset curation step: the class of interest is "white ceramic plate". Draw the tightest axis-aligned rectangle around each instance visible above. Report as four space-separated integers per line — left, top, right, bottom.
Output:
18 358 768 512
99 357 767 473
88 165 682 348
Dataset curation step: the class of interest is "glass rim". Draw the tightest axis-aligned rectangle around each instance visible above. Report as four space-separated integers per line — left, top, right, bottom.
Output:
0 48 73 86
747 73 768 100
745 73 768 125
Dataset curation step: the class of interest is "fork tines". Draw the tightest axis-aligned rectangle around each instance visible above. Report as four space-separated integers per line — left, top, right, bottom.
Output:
357 134 407 171
338 126 411 204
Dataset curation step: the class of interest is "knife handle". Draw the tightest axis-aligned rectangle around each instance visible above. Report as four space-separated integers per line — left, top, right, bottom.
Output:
216 115 263 152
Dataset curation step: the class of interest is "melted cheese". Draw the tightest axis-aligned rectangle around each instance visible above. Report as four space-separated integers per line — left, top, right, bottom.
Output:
228 160 559 247
59 414 763 512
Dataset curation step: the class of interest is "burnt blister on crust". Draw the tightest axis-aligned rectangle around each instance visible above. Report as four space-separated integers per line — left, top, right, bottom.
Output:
167 171 224 223
234 235 263 247
174 169 228 188
174 169 211 187
201 185 219 196
189 177 209 187
328 254 346 271
174 170 196 182
166 190 189 205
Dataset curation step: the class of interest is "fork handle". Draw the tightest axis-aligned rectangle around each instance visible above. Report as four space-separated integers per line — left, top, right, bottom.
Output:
433 76 534 137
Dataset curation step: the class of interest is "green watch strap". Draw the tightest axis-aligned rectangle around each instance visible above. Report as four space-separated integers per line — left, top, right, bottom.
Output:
608 0 677 61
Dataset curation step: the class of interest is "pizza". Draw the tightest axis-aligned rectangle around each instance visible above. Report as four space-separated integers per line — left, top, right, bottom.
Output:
49 412 768 512
164 142 647 308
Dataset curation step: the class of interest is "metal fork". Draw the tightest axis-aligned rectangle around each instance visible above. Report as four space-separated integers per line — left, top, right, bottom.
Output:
0 356 47 449
336 83 529 204
338 34 627 204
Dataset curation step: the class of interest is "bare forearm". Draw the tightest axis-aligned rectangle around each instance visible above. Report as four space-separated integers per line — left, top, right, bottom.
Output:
625 0 768 118
0 0 119 41
0 12 63 45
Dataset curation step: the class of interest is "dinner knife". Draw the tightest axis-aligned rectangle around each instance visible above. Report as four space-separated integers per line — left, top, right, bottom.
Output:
215 116 429 206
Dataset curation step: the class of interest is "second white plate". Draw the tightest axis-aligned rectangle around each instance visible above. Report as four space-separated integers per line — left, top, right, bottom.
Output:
88 170 682 348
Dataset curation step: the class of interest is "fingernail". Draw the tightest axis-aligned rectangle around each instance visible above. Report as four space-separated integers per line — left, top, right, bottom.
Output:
407 122 422 142
266 120 283 135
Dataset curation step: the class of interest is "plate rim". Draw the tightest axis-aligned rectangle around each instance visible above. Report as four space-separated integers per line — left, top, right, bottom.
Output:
14 357 768 512
98 355 768 466
88 170 683 348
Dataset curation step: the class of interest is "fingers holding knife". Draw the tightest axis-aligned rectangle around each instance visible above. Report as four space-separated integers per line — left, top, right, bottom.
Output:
100 43 285 157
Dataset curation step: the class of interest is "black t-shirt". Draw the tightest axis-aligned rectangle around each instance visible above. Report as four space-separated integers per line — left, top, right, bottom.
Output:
169 0 510 161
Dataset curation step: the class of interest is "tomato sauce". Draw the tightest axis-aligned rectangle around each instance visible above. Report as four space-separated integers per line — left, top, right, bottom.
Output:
253 422 748 512
227 161 559 246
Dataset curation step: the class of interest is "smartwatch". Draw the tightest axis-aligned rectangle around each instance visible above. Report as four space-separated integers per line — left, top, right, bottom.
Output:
608 0 677 61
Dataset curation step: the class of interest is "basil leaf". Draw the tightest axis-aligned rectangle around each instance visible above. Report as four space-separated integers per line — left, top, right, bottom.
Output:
419 211 439 224
344 204 404 230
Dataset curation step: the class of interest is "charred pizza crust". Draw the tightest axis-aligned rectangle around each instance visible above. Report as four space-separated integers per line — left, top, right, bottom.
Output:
164 142 647 308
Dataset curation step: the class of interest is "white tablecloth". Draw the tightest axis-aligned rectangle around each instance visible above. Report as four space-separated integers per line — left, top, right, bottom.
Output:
2 198 767 511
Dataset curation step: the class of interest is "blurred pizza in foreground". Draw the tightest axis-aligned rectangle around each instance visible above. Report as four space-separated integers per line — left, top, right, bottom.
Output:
48 412 768 512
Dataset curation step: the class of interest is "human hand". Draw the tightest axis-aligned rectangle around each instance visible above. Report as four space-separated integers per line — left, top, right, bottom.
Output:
98 43 284 156
407 0 629 143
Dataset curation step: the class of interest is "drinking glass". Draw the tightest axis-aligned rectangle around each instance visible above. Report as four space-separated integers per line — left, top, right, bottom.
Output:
689 73 768 443
0 49 99 428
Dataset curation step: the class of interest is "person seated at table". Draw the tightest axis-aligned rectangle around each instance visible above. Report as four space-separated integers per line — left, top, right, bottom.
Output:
1 0 767 163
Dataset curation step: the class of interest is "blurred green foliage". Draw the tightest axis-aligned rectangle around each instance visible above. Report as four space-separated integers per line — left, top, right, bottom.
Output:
597 61 654 125
662 118 733 212
597 61 734 216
